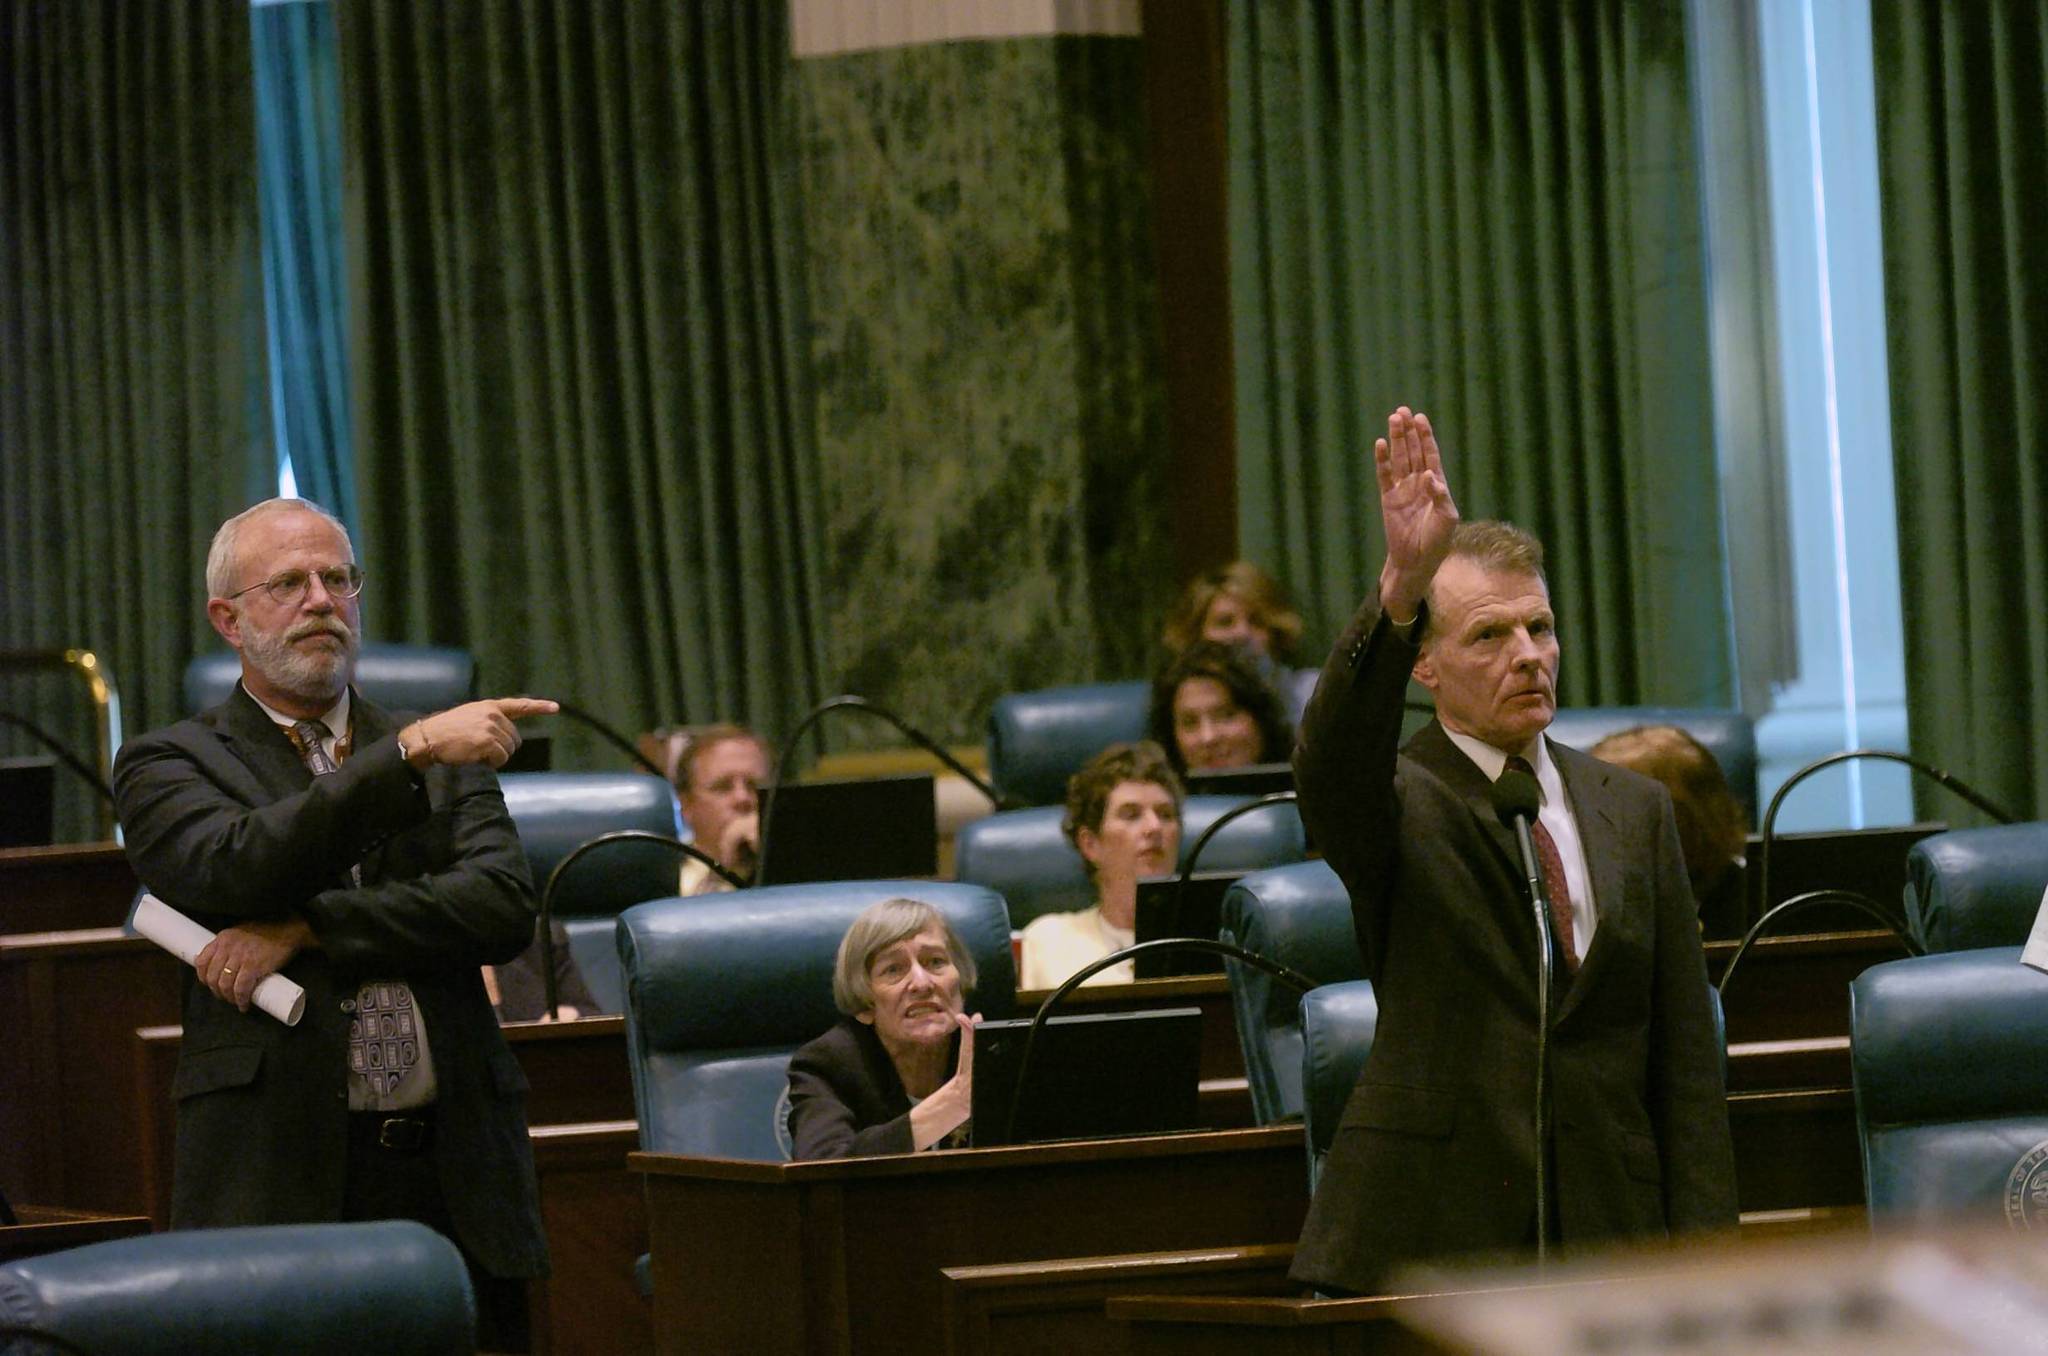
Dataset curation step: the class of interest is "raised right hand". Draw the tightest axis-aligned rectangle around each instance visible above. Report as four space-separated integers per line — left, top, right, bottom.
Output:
403 697 559 771
910 1011 980 1151
1375 406 1461 620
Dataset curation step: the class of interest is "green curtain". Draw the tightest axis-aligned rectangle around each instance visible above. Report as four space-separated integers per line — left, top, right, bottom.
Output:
0 0 268 841
1229 0 1731 706
1872 1 2048 824
334 0 825 763
253 0 359 537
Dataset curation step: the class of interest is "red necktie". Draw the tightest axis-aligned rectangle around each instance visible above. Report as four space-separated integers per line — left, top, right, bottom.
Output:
1506 756 1577 973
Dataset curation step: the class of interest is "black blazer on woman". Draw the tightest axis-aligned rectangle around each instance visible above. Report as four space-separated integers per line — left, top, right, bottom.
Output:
1289 603 1737 1295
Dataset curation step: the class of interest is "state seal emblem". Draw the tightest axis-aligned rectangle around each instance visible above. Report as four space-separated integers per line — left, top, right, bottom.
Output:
2004 1140 2048 1230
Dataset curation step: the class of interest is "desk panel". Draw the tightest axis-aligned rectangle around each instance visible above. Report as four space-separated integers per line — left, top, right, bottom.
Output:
633 1127 1310 1355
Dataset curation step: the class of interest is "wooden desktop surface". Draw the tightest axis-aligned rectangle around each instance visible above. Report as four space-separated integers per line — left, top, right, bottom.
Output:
631 1125 1312 1355
0 843 136 934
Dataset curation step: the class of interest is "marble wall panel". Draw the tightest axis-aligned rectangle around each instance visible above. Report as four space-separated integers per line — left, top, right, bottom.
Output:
796 37 1168 748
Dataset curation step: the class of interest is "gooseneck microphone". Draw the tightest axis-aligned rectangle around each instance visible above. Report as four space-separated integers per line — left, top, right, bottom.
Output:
1487 767 1554 1264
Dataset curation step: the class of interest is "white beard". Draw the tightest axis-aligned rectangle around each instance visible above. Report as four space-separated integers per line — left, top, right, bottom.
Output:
239 613 358 705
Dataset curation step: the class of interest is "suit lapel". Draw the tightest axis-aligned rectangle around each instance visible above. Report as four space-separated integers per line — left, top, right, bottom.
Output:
1552 739 1626 1023
1405 721 1528 874
214 686 314 800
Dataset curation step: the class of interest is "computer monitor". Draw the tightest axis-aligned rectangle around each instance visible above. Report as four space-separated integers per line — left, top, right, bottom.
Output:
1182 762 1294 798
970 1006 1203 1148
0 758 56 848
754 772 939 885
1738 822 1945 937
1132 870 1242 978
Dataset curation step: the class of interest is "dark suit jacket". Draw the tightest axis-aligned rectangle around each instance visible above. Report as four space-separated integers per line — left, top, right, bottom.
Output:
1290 604 1737 1293
785 1018 935 1159
112 686 548 1278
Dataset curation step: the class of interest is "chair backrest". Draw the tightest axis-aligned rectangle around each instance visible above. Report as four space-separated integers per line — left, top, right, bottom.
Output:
1544 706 1759 824
1851 947 2048 1227
1219 860 1364 1124
500 772 683 1014
183 642 478 716
0 1221 473 1355
617 881 1016 1160
1903 823 2048 953
1298 979 1379 1191
985 679 1150 807
952 794 1308 929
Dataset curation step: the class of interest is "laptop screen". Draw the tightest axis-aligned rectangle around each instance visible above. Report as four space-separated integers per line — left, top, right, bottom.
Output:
754 772 939 885
1132 870 1243 978
0 757 56 848
970 1006 1203 1148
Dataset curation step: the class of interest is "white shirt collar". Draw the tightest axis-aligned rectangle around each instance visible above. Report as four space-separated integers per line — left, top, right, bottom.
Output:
1442 727 1563 807
245 684 350 744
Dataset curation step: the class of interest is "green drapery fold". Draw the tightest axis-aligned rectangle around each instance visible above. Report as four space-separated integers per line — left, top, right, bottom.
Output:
1872 0 2048 823
0 0 268 840
253 0 359 537
1229 0 1732 706
335 0 825 759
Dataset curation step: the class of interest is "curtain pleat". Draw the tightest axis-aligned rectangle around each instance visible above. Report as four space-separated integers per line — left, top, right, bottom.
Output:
1873 0 2048 823
0 0 266 840
251 0 358 535
335 0 824 764
1229 0 1731 705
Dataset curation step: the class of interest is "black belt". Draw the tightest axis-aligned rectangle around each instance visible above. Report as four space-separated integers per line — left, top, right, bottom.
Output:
351 1111 434 1153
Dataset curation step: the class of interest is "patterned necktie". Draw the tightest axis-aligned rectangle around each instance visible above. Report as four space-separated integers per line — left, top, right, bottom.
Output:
1505 756 1578 974
290 719 419 1098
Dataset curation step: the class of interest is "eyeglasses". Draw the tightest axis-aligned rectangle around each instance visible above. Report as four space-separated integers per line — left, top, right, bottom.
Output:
225 564 365 606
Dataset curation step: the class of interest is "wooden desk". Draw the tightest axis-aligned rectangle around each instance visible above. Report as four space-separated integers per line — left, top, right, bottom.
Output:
631 1125 1311 1355
0 843 136 934
1704 928 1912 1045
0 928 181 1212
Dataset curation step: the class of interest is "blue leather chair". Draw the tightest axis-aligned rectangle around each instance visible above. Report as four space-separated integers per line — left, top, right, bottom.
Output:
616 880 1016 1161
1903 823 2048 953
1545 706 1759 824
1851 947 2048 1227
1219 860 1365 1125
985 679 1150 807
182 642 478 716
952 794 1308 930
500 772 683 1014
1298 979 1380 1190
0 1221 472 1355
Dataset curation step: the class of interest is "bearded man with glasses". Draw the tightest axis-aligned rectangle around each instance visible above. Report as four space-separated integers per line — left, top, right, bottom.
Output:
113 497 557 1350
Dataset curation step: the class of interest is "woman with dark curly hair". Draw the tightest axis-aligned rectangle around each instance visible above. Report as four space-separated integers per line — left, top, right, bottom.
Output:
1146 640 1294 776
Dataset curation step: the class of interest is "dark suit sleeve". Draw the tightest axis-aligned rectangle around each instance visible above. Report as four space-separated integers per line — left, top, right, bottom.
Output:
115 727 533 970
786 1030 914 1160
1293 598 1425 980
1643 786 1741 1229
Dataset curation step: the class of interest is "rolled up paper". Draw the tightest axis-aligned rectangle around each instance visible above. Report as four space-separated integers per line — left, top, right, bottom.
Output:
2024 884 2048 977
132 893 307 1026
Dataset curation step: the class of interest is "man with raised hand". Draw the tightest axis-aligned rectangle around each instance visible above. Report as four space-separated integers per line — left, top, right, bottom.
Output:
114 497 556 1350
1291 409 1736 1294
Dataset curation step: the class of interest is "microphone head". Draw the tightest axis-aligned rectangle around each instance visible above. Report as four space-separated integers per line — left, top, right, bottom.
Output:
1489 769 1541 825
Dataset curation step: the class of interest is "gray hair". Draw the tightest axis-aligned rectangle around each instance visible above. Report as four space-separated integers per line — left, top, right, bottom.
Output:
1422 520 1547 640
831 897 977 1017
206 498 354 601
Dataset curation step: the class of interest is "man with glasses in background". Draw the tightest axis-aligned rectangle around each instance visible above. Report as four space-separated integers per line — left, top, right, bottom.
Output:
113 497 556 1350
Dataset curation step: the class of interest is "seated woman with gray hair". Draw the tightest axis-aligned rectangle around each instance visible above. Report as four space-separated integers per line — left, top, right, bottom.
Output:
786 898 982 1159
